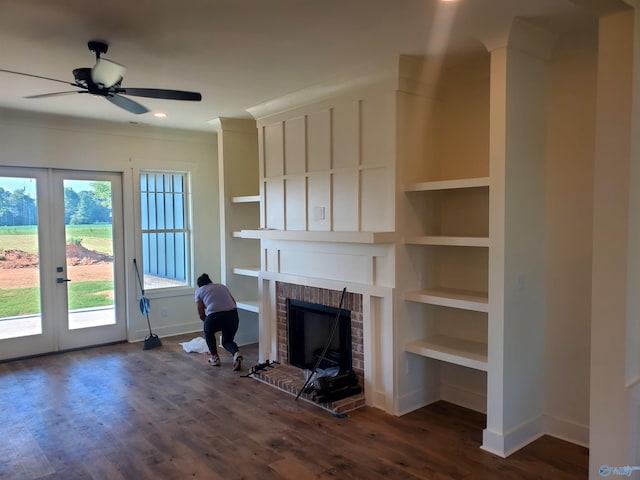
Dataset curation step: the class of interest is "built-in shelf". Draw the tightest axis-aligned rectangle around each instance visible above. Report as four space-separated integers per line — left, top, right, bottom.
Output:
239 229 395 244
405 335 488 372
405 288 488 312
231 195 260 203
404 177 490 192
405 235 489 247
236 300 260 313
233 267 260 277
232 231 260 239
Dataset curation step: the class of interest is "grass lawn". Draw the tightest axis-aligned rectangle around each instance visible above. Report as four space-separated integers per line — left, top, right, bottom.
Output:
66 225 113 254
0 224 112 254
0 226 38 253
0 281 114 317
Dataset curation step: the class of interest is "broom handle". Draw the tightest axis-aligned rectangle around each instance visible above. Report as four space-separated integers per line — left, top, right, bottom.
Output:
295 287 347 400
133 258 145 295
133 259 153 336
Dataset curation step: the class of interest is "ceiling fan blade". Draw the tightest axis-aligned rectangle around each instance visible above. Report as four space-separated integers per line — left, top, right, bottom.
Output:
25 91 83 99
0 69 75 86
117 87 202 101
105 94 149 114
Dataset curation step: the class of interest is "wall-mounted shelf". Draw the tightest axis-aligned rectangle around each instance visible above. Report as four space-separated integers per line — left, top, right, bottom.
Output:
405 336 488 372
405 288 488 312
405 236 489 247
239 229 395 244
232 195 260 203
404 177 490 192
233 267 260 277
233 231 260 239
236 300 260 313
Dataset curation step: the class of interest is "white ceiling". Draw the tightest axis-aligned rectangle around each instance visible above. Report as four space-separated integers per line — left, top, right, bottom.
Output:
0 0 614 132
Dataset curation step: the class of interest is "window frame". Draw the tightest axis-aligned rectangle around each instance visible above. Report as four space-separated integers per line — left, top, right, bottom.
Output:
138 170 193 294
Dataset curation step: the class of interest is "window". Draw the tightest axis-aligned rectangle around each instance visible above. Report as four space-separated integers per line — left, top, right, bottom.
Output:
140 172 190 290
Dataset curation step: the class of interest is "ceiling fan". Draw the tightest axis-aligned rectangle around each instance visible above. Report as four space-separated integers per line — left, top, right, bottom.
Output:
0 40 202 114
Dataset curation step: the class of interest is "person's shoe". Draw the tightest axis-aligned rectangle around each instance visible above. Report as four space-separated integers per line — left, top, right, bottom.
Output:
233 352 243 371
208 354 221 367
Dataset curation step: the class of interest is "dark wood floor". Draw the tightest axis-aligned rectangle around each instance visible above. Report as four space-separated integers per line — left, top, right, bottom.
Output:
0 334 588 479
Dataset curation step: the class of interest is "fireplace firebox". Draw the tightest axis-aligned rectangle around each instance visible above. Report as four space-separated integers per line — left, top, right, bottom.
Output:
287 299 352 373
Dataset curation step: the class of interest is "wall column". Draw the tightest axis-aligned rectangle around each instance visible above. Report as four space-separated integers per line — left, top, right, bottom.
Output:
483 18 555 457
589 5 635 477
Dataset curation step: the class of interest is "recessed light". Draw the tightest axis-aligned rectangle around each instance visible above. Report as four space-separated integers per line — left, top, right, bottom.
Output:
153 112 167 118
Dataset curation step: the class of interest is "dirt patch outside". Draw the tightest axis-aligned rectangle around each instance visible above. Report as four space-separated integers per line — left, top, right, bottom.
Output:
0 244 113 289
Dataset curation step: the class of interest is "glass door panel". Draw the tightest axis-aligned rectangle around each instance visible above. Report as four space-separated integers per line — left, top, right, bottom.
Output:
55 171 126 351
0 175 42 340
63 179 116 330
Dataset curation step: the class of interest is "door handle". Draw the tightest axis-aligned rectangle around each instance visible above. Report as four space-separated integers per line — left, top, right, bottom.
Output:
56 278 72 283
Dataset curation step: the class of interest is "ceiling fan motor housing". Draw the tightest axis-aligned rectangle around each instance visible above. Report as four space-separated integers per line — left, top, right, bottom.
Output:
88 40 109 57
91 59 125 88
73 67 118 95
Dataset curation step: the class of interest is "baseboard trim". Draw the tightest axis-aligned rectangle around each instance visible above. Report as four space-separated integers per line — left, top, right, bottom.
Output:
397 389 439 416
482 415 545 457
440 383 487 414
543 414 589 448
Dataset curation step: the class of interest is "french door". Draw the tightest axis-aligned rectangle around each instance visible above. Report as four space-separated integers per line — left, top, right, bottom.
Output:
0 167 126 360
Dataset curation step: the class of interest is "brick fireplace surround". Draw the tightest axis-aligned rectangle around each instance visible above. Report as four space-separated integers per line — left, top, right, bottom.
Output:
251 282 366 414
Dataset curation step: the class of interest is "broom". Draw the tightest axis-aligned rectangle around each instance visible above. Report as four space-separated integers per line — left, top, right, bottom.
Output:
133 258 162 350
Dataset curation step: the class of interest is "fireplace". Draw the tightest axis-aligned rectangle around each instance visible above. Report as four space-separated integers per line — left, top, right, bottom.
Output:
287 299 352 372
248 281 366 414
276 282 364 384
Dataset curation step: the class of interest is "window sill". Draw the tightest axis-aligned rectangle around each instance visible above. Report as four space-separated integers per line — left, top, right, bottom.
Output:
142 285 195 299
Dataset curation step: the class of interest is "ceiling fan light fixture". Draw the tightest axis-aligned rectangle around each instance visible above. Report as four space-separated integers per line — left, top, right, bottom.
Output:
91 58 126 88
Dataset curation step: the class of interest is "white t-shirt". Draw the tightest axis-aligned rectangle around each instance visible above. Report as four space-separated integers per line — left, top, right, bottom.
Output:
194 283 236 315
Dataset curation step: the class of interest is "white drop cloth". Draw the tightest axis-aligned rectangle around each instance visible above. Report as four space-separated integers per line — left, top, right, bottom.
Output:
180 336 209 353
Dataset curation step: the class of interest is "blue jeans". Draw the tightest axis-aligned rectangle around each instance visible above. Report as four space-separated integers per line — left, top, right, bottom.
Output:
203 309 239 356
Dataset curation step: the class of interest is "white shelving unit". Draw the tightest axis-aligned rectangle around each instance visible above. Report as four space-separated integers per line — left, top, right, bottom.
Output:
403 178 489 371
228 195 261 313
230 196 261 298
397 53 491 417
215 118 261 343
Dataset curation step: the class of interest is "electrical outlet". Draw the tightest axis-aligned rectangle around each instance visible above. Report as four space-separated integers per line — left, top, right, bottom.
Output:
161 306 169 318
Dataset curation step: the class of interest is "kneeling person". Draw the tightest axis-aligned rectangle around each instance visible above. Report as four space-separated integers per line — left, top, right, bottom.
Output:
195 273 243 371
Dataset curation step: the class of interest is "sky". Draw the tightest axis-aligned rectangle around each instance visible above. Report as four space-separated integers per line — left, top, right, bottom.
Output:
0 176 92 197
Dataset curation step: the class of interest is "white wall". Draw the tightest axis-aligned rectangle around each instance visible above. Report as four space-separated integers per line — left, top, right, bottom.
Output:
626 0 640 467
544 29 597 447
258 85 396 234
0 108 219 342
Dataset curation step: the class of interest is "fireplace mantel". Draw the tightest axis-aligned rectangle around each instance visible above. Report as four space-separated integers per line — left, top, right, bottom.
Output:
238 229 395 244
